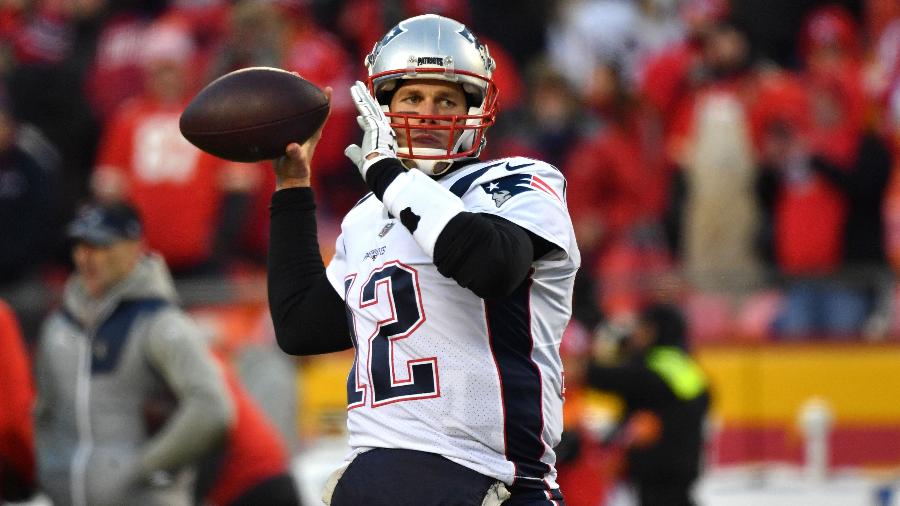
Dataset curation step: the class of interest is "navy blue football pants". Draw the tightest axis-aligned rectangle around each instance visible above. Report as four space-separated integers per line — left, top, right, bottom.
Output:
330 448 566 505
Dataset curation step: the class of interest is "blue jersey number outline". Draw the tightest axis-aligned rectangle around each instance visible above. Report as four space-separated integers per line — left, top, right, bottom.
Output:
345 261 439 408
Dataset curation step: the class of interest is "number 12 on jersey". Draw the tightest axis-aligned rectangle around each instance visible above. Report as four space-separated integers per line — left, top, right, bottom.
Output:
344 261 440 408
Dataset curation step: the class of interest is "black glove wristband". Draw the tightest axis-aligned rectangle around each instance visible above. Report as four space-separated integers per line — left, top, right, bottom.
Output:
365 157 406 200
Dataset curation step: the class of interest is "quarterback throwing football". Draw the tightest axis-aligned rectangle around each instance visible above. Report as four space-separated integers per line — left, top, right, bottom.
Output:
268 14 580 506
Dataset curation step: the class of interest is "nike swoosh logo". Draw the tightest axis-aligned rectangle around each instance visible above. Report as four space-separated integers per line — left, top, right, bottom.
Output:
448 161 504 196
506 161 535 171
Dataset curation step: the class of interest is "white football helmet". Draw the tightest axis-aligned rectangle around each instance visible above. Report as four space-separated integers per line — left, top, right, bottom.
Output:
365 14 499 175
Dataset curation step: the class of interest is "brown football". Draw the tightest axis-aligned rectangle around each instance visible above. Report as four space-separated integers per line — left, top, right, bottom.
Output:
179 67 329 163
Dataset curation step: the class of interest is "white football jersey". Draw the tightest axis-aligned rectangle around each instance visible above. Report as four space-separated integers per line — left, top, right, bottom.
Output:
325 157 580 490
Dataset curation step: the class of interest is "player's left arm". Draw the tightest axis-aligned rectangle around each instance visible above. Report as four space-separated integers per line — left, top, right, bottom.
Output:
434 212 557 297
361 158 558 298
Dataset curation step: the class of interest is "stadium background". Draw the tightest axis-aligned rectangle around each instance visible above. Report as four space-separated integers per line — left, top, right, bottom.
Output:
3 0 900 504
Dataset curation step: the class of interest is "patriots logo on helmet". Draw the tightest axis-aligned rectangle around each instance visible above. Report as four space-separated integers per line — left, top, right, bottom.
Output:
367 24 406 67
380 25 405 48
457 26 495 72
458 26 478 45
481 173 560 207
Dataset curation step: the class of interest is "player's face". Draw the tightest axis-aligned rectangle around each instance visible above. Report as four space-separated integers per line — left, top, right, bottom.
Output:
389 79 468 150
72 240 141 298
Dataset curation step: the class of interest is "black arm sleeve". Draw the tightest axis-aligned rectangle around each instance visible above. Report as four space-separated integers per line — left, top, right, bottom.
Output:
268 187 352 355
433 212 558 299
365 157 405 200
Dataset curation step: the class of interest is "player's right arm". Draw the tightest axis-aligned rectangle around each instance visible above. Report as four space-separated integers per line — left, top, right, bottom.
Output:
268 100 354 356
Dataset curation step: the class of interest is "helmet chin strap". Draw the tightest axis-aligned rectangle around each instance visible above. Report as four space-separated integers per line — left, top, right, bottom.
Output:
399 152 454 176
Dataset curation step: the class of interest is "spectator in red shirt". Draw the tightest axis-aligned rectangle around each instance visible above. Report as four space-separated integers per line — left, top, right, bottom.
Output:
756 83 889 339
0 298 36 503
754 14 892 339
565 60 670 319
206 0 360 218
673 20 764 294
638 0 730 133
92 19 260 277
84 9 156 123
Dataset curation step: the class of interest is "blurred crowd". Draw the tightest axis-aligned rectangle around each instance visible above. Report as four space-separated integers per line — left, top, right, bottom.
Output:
2 0 900 346
3 1 900 504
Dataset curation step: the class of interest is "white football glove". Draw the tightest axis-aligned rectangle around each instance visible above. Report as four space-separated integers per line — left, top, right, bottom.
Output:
344 81 398 178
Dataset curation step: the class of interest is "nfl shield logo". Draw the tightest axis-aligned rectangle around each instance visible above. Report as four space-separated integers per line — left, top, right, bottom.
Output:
378 222 396 238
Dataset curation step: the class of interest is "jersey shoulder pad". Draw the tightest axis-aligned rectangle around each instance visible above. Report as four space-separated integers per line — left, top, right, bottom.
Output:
351 192 376 210
341 191 381 228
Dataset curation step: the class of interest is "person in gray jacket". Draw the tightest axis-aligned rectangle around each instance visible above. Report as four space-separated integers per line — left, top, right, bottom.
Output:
33 201 234 506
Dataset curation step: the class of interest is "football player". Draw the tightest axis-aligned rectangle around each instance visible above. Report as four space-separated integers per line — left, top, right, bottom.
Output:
268 14 580 506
